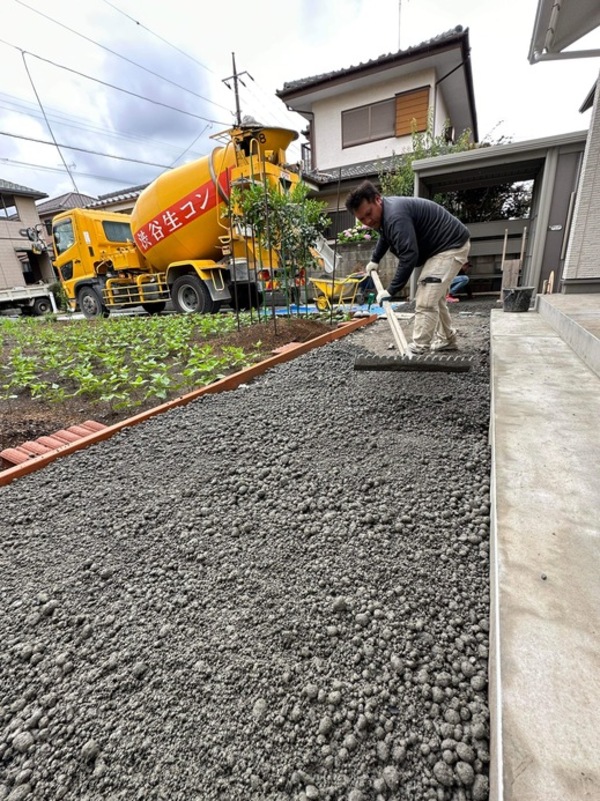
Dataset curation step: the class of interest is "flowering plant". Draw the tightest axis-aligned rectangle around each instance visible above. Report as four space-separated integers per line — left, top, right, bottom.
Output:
336 223 379 244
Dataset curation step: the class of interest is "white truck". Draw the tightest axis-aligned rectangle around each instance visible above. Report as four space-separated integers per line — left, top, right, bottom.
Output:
0 284 57 317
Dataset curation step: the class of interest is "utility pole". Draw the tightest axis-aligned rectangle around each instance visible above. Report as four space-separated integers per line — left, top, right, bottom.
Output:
222 52 253 126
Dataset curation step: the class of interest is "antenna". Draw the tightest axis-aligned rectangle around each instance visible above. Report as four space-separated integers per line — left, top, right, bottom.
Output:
222 52 254 126
398 0 410 50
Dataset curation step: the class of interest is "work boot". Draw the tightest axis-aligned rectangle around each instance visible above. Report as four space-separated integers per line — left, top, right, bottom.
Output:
431 336 458 352
406 342 429 356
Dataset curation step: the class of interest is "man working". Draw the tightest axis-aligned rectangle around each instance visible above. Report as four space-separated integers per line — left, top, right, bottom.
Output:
345 180 470 353
447 262 471 303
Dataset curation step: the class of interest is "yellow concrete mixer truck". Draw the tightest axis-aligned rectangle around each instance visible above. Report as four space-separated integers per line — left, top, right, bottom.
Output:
51 124 300 318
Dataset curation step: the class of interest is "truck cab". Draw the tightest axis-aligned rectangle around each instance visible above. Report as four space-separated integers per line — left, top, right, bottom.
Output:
52 208 150 317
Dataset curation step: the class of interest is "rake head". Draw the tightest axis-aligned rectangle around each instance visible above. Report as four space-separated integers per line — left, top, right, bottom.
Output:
353 354 472 373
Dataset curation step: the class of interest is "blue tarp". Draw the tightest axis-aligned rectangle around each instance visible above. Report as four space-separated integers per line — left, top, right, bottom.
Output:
267 303 408 318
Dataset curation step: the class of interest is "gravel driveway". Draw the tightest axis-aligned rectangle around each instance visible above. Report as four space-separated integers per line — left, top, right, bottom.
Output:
0 300 494 801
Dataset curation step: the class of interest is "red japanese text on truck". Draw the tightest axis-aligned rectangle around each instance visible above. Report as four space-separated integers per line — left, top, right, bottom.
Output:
52 124 299 318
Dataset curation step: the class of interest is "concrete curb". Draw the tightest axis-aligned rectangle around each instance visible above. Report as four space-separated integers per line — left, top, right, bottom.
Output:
0 315 376 486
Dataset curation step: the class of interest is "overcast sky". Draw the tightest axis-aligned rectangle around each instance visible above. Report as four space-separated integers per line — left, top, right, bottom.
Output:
1 0 599 201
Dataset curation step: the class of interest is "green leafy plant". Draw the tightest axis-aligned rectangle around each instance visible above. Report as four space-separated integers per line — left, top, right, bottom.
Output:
48 281 69 311
230 179 331 304
0 312 275 411
378 117 476 200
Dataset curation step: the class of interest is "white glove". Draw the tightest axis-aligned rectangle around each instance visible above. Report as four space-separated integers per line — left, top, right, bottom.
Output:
376 289 391 305
365 261 378 274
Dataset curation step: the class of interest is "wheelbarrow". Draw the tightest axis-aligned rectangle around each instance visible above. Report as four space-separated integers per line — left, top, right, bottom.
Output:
309 272 364 311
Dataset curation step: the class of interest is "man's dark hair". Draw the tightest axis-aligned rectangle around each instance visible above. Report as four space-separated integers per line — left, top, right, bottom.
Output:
345 180 381 213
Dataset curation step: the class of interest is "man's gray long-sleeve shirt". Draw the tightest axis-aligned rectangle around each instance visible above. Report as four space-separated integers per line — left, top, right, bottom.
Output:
371 197 470 295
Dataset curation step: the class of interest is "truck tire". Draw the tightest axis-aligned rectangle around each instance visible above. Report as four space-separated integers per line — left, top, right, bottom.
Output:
32 297 52 316
171 275 221 314
78 287 109 319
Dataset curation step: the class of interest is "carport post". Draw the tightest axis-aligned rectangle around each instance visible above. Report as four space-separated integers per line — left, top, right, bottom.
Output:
528 147 558 291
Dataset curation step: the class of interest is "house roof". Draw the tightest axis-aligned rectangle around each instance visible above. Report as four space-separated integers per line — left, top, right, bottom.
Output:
36 191 97 216
277 26 478 140
87 184 148 208
528 0 600 62
0 178 47 200
303 156 398 188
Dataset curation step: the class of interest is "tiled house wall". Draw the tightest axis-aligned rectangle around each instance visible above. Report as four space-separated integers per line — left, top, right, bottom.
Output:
0 221 29 288
563 67 600 287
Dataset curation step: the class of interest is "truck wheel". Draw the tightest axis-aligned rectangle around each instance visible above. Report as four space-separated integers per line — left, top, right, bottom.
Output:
78 287 109 319
142 302 166 315
32 297 52 316
171 275 221 314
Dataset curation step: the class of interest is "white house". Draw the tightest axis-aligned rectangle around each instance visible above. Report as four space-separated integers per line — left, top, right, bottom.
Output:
276 26 478 236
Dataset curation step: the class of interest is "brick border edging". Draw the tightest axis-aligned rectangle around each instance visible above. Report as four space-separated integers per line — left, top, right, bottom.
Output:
0 315 376 486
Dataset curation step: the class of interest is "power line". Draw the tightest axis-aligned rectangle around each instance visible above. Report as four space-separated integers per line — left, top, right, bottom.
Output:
96 0 301 138
1 2 302 196
101 0 218 76
239 79 305 132
1 156 154 189
7 2 300 142
0 130 176 169
20 51 81 194
0 39 230 126
14 0 232 115
168 124 211 168
0 92 209 161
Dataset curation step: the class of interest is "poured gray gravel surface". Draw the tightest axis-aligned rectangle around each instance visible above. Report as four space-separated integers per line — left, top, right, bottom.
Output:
1 301 494 801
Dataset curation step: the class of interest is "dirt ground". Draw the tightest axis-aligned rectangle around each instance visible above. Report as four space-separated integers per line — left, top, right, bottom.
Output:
0 316 334 455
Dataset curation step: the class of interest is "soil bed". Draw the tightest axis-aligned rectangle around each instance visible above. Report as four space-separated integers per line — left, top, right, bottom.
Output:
0 316 333 454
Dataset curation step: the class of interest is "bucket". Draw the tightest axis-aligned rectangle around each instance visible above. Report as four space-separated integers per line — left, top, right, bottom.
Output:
502 286 535 313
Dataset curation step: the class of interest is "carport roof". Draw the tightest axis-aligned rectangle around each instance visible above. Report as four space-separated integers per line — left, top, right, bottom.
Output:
412 129 588 194
528 0 600 62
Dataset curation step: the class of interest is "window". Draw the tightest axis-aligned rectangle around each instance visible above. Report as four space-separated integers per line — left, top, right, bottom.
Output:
53 219 76 255
0 193 19 220
103 219 133 243
395 86 430 137
342 99 395 147
342 86 431 148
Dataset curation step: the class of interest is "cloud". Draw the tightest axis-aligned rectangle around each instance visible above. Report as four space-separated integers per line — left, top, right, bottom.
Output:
1 0 599 200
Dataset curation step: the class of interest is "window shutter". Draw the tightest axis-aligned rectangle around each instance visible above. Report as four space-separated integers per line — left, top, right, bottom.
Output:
395 86 430 136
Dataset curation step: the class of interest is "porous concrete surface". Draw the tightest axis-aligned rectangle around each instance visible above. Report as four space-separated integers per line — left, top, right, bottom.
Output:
0 301 494 801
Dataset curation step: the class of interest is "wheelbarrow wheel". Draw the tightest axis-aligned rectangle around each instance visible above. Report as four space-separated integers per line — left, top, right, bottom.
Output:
316 296 328 311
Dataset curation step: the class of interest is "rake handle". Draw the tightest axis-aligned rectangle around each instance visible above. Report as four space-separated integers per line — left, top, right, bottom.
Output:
369 268 412 358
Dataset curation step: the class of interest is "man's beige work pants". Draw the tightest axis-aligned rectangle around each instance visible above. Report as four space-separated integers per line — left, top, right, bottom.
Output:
412 240 471 349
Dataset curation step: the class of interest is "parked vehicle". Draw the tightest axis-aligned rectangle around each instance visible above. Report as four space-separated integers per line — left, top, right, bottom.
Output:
0 284 56 317
52 124 300 318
